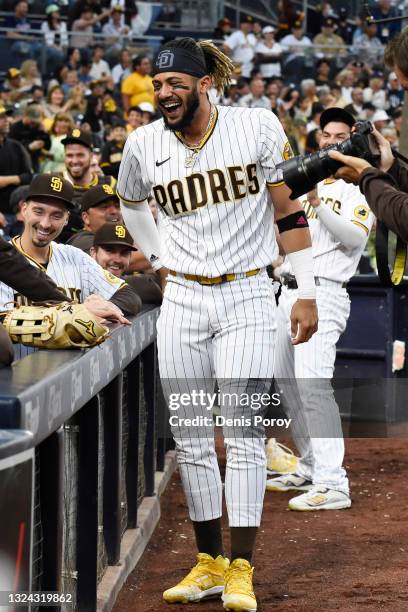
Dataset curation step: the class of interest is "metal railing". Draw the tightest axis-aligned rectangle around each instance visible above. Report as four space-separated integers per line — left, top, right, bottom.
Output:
0 307 173 610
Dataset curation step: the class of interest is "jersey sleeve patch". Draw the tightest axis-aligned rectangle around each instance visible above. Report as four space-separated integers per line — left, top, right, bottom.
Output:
103 269 124 286
354 204 370 221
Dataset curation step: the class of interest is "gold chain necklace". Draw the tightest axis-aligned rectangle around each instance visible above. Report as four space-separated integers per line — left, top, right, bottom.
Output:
177 105 216 168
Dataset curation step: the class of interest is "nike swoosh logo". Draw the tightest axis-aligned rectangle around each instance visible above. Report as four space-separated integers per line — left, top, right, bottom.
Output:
156 157 171 167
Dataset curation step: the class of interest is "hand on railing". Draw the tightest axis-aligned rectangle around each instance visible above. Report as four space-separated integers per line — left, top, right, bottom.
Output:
84 294 130 325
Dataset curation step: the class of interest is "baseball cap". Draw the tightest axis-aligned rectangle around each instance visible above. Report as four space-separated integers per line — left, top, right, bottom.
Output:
388 71 398 81
45 4 60 15
28 174 75 209
111 117 127 128
240 15 254 24
93 223 136 250
320 107 355 130
111 4 124 12
372 109 390 122
293 19 303 29
62 127 93 149
139 101 154 114
80 183 119 212
7 68 20 80
263 25 275 34
323 17 335 27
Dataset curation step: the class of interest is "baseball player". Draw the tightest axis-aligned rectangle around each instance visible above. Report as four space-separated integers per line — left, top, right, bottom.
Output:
117 37 318 611
0 175 140 360
267 108 375 511
90 222 162 305
57 128 117 241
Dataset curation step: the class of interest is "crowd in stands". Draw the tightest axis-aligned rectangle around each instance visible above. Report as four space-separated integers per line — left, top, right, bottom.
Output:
0 0 403 298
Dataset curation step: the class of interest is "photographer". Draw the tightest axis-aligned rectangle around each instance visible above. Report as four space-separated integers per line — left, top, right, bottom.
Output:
329 26 408 242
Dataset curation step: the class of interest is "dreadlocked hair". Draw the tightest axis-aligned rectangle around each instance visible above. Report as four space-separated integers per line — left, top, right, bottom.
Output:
164 37 234 95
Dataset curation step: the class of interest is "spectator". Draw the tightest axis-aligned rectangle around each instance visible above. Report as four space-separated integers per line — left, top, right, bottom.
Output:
68 0 110 28
71 5 108 50
315 58 332 85
61 70 80 96
392 108 403 137
102 6 131 61
9 104 51 172
41 112 74 173
238 77 272 109
44 85 67 119
255 26 283 80
126 105 143 132
280 20 312 85
112 48 132 86
336 7 355 45
138 101 155 125
344 87 364 117
67 47 82 71
41 4 68 72
386 72 404 112
90 152 104 176
89 44 113 86
20 60 42 89
370 0 401 45
5 0 41 62
8 185 28 237
353 22 384 68
90 222 162 305
313 17 346 59
0 104 33 216
336 69 356 103
5 68 28 102
224 15 257 79
371 108 390 131
213 17 233 41
276 0 302 40
100 118 127 178
121 55 154 113
78 59 94 86
306 101 324 133
363 76 387 109
300 78 318 115
82 95 104 137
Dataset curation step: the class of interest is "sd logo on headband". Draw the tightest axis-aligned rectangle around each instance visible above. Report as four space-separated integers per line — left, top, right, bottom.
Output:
156 50 174 69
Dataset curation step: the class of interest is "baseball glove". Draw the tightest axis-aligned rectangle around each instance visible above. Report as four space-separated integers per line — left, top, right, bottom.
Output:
0 302 109 349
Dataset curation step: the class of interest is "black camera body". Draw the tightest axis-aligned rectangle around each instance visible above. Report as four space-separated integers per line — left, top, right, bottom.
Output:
277 121 381 199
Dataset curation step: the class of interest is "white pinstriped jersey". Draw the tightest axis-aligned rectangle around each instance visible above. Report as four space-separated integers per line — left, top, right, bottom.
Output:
0 238 125 310
117 105 291 276
281 178 375 283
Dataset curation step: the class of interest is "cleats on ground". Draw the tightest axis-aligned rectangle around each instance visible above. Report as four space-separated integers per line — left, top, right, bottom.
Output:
288 487 352 511
266 472 313 492
222 558 257 612
163 552 229 603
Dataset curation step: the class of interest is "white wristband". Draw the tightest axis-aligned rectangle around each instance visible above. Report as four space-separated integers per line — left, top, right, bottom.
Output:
287 247 316 299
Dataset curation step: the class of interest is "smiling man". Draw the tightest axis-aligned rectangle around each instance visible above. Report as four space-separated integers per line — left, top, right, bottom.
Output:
118 37 318 612
0 175 141 342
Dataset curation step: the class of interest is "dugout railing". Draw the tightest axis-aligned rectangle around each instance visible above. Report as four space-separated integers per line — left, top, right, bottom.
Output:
0 306 173 611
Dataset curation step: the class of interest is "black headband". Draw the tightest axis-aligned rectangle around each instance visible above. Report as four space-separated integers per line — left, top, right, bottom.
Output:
152 48 207 78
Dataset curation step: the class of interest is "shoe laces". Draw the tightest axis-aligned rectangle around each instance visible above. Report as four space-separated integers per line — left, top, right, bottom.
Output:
180 554 220 588
225 561 254 596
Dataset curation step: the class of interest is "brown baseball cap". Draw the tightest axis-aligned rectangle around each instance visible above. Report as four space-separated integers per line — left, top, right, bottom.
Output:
62 127 93 149
7 67 20 80
93 222 136 250
27 174 75 209
80 183 119 212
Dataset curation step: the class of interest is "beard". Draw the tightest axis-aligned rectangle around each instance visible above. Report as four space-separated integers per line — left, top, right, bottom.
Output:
161 88 200 132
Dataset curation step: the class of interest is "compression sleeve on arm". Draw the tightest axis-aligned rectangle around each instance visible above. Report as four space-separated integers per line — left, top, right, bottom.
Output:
110 284 142 315
286 247 316 299
314 204 367 249
120 200 163 270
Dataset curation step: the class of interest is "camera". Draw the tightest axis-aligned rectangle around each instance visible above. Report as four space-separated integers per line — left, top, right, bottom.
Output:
277 121 381 199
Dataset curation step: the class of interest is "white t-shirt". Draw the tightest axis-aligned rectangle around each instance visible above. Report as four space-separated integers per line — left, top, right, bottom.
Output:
280 34 312 64
89 59 112 80
255 41 282 78
225 30 257 78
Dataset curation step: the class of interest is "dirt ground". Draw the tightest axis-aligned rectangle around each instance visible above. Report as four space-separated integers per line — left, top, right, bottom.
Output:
114 438 408 612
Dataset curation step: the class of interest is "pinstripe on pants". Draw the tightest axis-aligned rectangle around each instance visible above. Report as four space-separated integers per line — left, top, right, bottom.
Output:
157 271 276 526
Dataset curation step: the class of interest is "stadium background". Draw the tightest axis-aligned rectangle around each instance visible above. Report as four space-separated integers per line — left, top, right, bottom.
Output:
0 0 407 610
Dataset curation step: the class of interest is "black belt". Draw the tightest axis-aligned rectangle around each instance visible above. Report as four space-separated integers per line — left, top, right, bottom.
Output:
281 275 347 289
